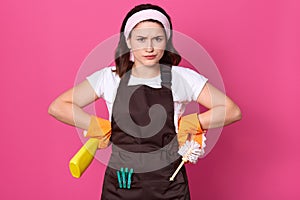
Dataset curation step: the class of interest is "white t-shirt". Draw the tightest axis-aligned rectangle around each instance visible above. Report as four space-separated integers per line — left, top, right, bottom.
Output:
86 66 208 132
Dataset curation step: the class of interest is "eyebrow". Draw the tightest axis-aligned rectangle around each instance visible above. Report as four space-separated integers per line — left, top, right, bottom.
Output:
136 35 165 38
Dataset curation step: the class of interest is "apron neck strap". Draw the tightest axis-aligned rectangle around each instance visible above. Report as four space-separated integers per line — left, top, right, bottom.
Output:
121 65 172 89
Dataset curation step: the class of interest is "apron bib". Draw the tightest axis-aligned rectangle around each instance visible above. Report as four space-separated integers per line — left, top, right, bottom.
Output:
101 65 191 200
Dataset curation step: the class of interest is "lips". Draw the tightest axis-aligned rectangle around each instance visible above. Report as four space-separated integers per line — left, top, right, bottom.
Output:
144 55 156 60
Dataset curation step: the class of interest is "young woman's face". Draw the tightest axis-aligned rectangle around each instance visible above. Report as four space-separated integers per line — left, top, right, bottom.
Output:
127 21 167 67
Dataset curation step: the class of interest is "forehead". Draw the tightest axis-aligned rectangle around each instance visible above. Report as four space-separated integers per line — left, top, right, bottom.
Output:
131 21 165 36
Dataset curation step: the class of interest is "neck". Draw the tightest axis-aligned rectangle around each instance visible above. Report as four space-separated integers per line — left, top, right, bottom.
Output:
131 64 160 78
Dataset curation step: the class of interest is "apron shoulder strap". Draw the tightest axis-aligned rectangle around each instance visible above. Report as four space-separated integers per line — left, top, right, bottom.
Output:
160 65 172 89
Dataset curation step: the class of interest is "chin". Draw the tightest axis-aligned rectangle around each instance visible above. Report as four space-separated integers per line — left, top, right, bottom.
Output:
143 63 159 67
144 60 157 64
134 57 161 67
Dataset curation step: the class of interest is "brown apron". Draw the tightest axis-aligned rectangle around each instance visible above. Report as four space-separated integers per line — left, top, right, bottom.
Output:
101 65 191 200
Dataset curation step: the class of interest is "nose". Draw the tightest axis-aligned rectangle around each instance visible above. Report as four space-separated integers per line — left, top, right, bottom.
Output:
145 40 154 52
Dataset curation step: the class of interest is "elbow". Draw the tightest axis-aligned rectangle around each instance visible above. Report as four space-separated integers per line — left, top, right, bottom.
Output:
232 105 242 122
48 99 62 119
225 102 242 125
48 101 57 117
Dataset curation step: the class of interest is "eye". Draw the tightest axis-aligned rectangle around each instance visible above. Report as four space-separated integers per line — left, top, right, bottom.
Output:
137 37 146 42
154 37 163 42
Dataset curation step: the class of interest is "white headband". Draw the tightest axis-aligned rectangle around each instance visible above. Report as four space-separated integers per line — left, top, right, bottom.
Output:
124 9 171 40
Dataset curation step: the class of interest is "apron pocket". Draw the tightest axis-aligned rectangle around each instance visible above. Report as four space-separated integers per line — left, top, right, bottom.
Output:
102 166 189 200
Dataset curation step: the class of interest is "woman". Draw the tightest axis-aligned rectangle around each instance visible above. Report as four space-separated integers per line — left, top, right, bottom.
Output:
48 3 241 200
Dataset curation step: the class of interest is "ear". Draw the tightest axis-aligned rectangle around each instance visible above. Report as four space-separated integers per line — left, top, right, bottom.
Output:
126 38 131 49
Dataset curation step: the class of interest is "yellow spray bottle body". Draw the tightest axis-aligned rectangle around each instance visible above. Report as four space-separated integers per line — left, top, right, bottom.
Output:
69 138 99 178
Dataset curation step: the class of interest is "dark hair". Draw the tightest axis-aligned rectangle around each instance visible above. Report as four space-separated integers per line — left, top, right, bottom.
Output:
113 4 181 77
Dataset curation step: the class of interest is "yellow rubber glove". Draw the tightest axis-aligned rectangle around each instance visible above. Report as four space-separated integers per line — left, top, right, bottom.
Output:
85 115 112 149
177 113 205 148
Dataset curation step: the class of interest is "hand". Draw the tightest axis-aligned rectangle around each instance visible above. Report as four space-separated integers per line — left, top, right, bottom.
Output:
86 115 112 148
177 113 205 147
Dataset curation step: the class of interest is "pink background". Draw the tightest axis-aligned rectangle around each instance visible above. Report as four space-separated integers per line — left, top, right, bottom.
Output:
1 0 299 199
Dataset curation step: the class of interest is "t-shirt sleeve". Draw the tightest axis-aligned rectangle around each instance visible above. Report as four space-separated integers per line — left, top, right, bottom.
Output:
186 68 208 101
86 68 108 98
173 66 208 102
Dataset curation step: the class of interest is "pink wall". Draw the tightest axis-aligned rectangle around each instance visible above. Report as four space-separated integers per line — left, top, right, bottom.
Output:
1 0 299 199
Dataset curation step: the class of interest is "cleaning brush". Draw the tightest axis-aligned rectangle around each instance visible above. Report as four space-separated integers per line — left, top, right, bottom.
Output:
169 140 204 181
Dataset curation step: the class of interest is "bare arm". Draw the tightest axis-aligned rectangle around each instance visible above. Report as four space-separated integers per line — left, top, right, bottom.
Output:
48 80 99 130
197 82 242 130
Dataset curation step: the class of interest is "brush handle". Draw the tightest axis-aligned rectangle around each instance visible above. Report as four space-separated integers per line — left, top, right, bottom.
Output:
169 159 185 181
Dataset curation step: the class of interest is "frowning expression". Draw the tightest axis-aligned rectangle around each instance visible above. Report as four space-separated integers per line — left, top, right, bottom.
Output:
127 21 167 67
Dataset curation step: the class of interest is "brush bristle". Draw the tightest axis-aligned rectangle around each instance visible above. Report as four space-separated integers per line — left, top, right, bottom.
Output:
178 140 204 164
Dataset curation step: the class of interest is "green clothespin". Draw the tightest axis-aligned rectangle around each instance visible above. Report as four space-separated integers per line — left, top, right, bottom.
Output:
121 167 126 188
125 168 128 182
117 170 122 188
127 168 134 189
